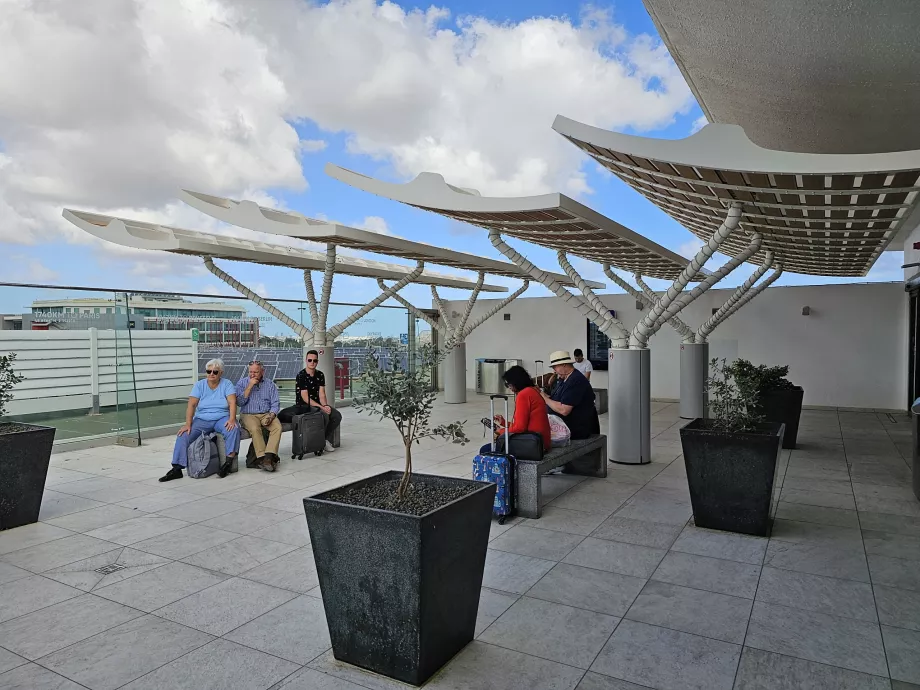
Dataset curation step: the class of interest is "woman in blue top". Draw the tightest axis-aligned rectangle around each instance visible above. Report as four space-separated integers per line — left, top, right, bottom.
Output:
160 358 240 482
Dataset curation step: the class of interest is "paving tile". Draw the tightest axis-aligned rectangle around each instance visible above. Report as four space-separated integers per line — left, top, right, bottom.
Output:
153 576 297 636
119 638 298 690
671 525 767 565
85 515 189 546
0 574 82 623
272 666 368 689
482 549 556 594
156 496 245 523
651 551 761 599
225 594 330 664
857 495 920 518
479 596 618 668
130 524 240 560
625 580 752 644
863 530 920 561
575 673 652 690
40 614 213 690
0 646 26 674
199 505 296 535
0 593 142 659
868 554 920 591
591 619 740 690
0 663 86 689
774 502 860 528
763 540 870 582
549 490 630 516
783 466 851 482
884 625 920 685
249 515 311 546
117 490 201 513
214 482 293 505
769 519 864 552
859 511 920 537
41 547 170 591
781 477 854 495
613 495 692 526
0 523 73 556
475 587 519 636
1 533 120 573
590 516 683 550
81 483 153 504
745 601 888 676
733 646 891 689
490 525 585 561
52 476 131 497
875 585 920 631
180 535 298 576
0 561 31 586
38 491 106 521
563 537 666 579
44 504 148 533
239 546 319 593
94 560 229 612
525 507 608 536
756 566 877 622
892 681 920 690
526 562 645 617
780 488 856 510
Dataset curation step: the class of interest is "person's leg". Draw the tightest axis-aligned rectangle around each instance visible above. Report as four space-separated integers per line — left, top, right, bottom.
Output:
264 417 283 457
277 405 301 424
212 416 240 459
324 408 342 450
163 419 207 481
240 414 267 458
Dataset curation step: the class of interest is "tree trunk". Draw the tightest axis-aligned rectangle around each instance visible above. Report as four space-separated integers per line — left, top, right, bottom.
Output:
397 443 412 499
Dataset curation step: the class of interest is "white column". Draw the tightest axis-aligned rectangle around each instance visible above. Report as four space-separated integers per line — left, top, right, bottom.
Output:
679 342 709 420
443 342 467 404
608 348 651 464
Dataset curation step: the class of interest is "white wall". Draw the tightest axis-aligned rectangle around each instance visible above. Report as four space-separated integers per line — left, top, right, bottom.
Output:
444 282 908 411
0 329 198 416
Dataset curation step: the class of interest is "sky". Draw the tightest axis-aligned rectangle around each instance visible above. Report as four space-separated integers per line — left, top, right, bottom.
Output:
0 0 905 339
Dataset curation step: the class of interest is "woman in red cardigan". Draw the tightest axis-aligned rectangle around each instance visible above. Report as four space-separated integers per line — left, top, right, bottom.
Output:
480 365 551 456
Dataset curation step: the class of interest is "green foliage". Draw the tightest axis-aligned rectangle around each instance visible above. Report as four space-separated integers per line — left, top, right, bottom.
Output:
353 345 468 498
0 353 23 419
730 359 795 397
707 358 762 433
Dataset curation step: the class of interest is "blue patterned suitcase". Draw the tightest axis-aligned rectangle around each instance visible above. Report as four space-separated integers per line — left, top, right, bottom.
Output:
473 395 516 524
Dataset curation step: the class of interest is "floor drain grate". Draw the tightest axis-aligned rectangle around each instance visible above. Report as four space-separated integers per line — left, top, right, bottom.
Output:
95 563 127 575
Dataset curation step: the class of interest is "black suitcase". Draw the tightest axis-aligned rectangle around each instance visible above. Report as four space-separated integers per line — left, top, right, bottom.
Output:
291 410 326 459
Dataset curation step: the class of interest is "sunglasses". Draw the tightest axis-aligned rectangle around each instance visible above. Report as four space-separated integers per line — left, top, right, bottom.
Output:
248 360 262 365
306 358 318 363
205 369 220 374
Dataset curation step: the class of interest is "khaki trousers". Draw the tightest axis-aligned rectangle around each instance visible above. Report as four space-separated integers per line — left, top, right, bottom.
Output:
240 413 282 456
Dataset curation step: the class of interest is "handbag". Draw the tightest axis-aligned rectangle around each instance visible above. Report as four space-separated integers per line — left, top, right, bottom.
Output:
508 432 544 461
547 414 571 447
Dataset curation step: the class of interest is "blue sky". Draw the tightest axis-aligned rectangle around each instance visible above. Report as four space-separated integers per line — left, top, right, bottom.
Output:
0 0 904 339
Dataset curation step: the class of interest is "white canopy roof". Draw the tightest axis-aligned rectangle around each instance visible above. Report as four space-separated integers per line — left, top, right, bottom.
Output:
63 209 506 292
553 115 920 277
179 190 585 287
324 164 702 281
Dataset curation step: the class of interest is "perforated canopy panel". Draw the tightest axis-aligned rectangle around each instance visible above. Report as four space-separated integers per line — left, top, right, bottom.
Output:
179 190 586 287
63 209 506 291
553 115 920 277
324 165 700 281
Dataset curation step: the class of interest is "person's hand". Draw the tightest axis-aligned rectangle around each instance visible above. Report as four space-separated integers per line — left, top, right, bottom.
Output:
177 424 191 436
261 414 274 427
225 418 237 431
540 390 550 402
248 375 260 388
321 405 331 414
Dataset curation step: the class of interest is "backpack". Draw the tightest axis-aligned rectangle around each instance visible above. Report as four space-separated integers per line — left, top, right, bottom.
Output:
187 432 220 478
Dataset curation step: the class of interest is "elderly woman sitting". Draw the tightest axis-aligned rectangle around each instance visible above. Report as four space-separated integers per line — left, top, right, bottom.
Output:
160 358 240 482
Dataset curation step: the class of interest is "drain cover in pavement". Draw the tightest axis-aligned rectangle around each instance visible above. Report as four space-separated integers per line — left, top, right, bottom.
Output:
95 563 127 575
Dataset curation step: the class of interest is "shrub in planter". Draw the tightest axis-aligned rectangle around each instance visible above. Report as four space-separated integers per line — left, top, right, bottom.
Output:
680 359 785 537
731 359 803 449
0 353 56 531
303 346 494 686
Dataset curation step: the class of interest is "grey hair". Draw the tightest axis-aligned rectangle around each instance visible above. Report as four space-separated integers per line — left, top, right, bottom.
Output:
205 358 224 372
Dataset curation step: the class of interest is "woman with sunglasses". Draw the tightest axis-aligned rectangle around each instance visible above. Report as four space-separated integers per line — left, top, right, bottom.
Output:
479 365 551 459
160 358 240 481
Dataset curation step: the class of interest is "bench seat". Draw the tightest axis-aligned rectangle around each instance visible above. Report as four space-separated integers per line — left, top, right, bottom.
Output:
515 434 607 519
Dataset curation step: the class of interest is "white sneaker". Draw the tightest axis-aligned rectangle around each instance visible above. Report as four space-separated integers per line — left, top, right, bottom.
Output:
324 441 336 453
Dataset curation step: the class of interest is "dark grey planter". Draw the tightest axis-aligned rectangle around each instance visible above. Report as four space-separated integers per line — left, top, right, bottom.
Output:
0 423 56 531
680 419 785 537
757 386 804 449
303 470 496 686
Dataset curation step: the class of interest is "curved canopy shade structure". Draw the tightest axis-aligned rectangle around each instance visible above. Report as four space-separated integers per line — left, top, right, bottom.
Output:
63 209 505 292
553 115 920 277
324 164 702 282
179 189 589 288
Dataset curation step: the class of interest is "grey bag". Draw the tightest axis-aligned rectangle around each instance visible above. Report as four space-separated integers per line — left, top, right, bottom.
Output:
187 432 220 478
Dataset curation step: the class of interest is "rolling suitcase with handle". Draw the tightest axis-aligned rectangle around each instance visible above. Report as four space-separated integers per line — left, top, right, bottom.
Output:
291 409 326 460
472 394 516 524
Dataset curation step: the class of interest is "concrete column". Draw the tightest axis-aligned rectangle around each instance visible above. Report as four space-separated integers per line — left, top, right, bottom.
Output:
315 343 339 447
679 342 709 420
443 342 467 404
608 348 651 465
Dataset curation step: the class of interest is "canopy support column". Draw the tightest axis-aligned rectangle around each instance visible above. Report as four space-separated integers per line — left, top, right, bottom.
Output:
328 261 425 340
699 263 785 341
558 252 629 339
698 253 774 341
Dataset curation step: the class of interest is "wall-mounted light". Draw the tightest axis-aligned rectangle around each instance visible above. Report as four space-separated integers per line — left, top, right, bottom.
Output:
635 300 644 310
503 313 511 321
802 306 811 316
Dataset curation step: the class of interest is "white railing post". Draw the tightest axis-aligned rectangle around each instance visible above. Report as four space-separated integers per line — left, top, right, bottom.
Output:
89 327 100 414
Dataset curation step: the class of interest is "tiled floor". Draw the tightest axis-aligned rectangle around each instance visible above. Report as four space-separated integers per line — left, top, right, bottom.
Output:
1 397 919 689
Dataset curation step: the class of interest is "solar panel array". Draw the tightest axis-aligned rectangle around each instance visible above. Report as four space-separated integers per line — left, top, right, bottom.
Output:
197 347 410 383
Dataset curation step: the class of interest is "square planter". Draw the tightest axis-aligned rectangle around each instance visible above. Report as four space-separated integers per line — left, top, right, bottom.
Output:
680 419 785 537
757 386 804 449
1 423 56 531
303 470 496 686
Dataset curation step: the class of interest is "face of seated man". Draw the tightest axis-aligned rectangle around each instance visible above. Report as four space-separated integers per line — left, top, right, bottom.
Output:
247 363 264 383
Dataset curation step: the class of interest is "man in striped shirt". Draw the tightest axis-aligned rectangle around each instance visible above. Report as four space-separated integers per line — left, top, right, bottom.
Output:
236 361 282 472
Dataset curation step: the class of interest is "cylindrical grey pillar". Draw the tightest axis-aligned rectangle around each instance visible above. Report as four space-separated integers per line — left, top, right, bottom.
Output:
679 342 710 420
608 348 651 465
443 342 467 404
315 343 339 447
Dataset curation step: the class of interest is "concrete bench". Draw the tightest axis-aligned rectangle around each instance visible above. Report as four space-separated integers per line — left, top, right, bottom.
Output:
515 435 607 519
218 419 340 470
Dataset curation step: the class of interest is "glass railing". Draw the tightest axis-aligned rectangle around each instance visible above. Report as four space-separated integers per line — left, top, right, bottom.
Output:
0 282 432 446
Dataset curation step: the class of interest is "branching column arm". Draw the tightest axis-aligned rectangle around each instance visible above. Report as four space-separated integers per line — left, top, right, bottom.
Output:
315 243 336 340
378 279 444 334
632 203 743 348
632 274 695 343
707 265 784 335
329 261 425 339
430 286 455 341
453 271 484 341
203 257 312 342
673 233 763 311
462 280 529 339
303 270 319 330
699 259 783 341
698 252 774 341
558 252 629 340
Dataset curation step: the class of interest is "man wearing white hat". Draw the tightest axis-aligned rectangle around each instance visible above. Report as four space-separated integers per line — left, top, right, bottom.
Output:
541 350 600 440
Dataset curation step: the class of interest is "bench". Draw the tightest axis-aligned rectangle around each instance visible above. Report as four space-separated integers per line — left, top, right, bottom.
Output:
515 434 607 519
218 417 341 469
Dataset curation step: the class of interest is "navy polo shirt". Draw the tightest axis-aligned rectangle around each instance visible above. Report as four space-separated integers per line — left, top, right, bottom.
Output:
551 368 599 439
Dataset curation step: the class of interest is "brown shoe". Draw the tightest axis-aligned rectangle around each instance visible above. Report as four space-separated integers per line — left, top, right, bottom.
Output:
256 457 275 472
268 452 280 470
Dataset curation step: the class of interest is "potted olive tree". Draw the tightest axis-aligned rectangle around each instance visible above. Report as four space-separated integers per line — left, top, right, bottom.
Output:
302 347 495 686
680 359 785 537
731 359 804 449
1 353 57 531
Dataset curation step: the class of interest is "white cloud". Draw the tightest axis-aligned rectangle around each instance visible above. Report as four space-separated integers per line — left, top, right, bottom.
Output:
690 115 708 134
677 238 705 259
357 215 393 236
8 257 60 283
300 139 328 153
